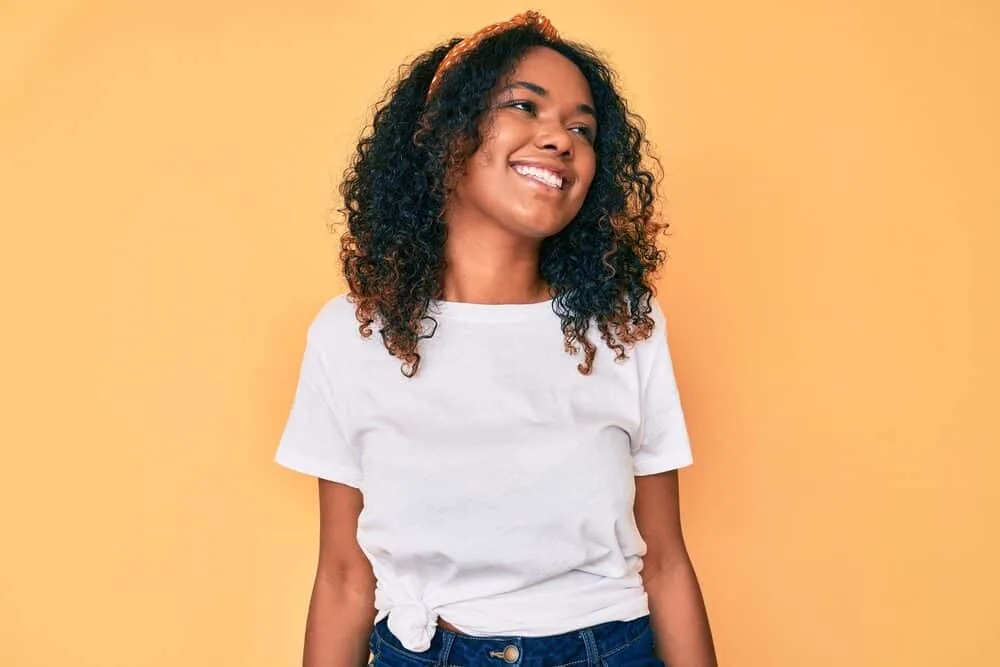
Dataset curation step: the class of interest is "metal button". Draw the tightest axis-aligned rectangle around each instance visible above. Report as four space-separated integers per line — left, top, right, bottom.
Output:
502 645 520 663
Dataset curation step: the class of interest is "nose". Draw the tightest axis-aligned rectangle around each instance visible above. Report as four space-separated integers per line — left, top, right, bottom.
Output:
534 121 573 157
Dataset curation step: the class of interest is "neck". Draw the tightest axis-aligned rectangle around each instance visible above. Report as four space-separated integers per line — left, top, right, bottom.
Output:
441 221 550 305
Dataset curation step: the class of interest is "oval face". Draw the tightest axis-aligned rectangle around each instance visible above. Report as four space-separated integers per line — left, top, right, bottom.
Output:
447 46 598 240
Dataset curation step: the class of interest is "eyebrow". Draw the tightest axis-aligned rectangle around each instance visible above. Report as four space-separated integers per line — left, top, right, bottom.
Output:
502 80 597 118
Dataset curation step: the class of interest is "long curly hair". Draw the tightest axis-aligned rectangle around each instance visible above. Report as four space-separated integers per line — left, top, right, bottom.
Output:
337 23 667 377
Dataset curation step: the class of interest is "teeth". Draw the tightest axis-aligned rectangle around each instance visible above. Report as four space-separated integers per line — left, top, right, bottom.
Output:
513 165 563 189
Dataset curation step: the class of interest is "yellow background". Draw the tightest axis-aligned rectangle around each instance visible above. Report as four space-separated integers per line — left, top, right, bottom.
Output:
1 1 997 665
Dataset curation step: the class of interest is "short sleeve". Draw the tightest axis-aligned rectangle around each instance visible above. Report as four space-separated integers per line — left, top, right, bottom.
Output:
274 318 362 488
632 299 694 476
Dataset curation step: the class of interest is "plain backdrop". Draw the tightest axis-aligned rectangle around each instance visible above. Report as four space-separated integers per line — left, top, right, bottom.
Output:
1 1 997 665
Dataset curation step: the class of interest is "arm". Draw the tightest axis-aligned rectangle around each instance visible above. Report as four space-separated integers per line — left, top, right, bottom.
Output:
303 479 377 667
634 471 717 667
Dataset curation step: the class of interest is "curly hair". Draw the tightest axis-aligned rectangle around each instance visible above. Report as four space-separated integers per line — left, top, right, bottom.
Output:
337 24 667 377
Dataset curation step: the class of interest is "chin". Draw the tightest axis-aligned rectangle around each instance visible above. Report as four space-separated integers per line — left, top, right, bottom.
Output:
510 213 572 239
518 223 567 240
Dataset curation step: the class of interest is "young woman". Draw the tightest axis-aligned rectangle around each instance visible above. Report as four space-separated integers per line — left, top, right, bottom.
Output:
276 11 717 667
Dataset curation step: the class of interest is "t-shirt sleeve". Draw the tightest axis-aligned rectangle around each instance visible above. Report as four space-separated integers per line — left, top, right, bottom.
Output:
631 299 694 476
274 315 362 488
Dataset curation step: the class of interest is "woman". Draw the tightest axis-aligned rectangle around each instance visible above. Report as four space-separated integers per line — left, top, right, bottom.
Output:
276 11 717 667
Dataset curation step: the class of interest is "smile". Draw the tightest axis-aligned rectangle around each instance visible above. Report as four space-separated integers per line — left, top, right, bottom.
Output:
511 164 565 190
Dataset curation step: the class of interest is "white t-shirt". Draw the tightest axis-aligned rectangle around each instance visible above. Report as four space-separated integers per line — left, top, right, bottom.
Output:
275 294 693 652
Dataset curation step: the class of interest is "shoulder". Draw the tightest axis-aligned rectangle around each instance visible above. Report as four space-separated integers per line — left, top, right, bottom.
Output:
305 293 366 348
628 295 672 369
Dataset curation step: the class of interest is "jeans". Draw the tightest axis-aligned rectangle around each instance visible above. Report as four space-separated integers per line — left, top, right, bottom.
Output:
369 615 665 667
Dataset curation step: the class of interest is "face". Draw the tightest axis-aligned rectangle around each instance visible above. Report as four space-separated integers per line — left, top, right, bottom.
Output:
446 46 598 240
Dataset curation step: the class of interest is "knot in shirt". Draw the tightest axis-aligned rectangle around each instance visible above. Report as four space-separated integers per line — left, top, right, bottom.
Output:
386 599 438 652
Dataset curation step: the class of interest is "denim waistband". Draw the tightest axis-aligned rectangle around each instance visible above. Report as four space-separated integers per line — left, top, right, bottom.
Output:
371 615 653 667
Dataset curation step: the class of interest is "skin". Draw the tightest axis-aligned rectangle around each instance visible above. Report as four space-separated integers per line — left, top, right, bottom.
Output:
441 46 597 305
305 481 376 667
304 47 716 667
636 472 718 666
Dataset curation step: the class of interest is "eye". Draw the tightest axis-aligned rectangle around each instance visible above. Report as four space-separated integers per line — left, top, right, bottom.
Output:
570 126 596 142
503 99 537 115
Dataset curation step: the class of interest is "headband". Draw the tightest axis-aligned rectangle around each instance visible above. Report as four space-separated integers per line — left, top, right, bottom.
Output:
426 10 560 99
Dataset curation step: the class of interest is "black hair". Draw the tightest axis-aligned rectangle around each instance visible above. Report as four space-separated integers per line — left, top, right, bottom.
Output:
338 23 666 377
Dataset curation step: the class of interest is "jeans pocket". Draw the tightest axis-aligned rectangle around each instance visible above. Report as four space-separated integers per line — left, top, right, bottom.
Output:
369 633 435 667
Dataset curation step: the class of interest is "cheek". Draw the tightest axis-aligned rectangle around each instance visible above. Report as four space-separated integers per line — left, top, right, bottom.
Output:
483 115 530 157
474 117 505 160
450 148 502 204
465 139 505 177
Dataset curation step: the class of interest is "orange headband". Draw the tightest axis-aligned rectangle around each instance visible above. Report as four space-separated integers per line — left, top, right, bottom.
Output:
426 10 560 99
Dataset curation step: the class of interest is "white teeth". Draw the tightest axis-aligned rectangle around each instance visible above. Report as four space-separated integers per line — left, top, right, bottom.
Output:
512 165 563 189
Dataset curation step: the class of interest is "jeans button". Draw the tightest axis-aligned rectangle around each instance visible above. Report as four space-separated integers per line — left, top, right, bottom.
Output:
502 645 519 663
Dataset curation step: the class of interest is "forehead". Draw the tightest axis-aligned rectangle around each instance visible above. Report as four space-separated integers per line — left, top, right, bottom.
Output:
505 46 593 104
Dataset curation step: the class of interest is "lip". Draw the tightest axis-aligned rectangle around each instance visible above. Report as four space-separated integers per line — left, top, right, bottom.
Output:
509 160 574 190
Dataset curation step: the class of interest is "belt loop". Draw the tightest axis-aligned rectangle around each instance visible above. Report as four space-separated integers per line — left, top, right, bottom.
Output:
579 628 600 667
436 631 456 667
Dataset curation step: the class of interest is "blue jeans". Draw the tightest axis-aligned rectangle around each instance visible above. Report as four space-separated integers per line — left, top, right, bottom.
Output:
369 615 665 667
